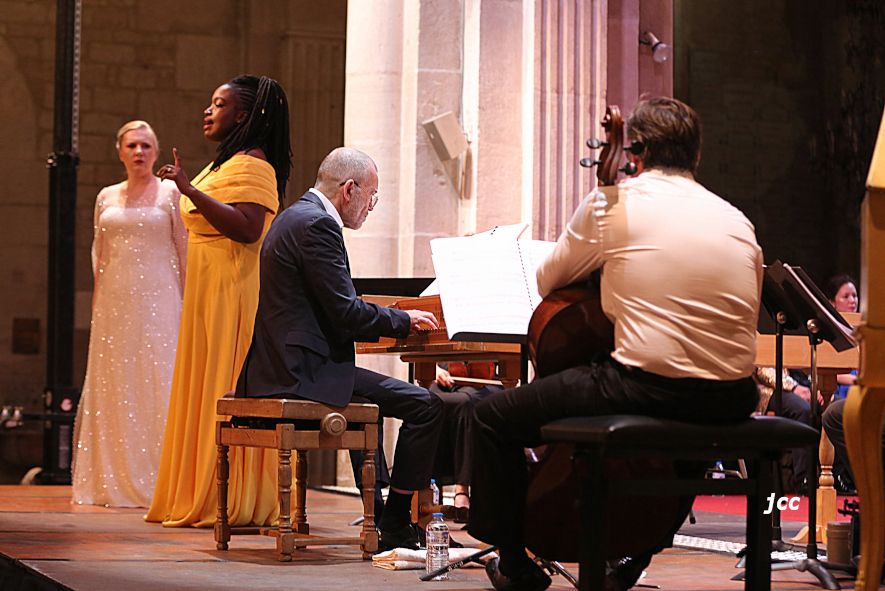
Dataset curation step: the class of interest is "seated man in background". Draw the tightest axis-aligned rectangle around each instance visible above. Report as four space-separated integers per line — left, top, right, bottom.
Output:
468 97 762 591
753 367 813 491
236 147 444 551
823 398 885 490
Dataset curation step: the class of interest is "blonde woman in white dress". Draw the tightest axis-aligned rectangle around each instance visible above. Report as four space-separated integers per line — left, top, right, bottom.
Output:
72 121 187 507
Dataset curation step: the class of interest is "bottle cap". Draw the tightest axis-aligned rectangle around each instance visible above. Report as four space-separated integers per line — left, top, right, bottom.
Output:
430 478 436 484
432 512 444 518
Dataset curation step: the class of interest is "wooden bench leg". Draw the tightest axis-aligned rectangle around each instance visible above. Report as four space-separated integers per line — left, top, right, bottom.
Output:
214 424 230 551
746 457 773 591
578 447 606 591
361 441 378 558
293 450 309 535
277 446 294 562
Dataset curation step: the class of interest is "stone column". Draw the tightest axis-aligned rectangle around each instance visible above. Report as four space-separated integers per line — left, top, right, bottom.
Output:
344 0 419 276
534 0 608 240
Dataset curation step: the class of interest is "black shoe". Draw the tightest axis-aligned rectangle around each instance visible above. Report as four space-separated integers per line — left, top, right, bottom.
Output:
484 557 551 591
377 523 421 552
836 474 857 496
606 556 651 590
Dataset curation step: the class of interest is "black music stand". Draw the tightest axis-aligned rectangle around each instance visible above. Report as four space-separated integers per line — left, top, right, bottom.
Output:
737 261 856 589
756 262 810 548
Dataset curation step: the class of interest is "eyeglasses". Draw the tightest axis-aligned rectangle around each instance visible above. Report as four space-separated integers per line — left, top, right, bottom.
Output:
339 179 379 210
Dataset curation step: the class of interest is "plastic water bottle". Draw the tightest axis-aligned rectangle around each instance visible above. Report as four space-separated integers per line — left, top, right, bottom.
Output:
430 478 441 506
425 512 449 580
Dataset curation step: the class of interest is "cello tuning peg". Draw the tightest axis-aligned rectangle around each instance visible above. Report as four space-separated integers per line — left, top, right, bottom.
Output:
585 138 605 149
620 162 638 175
579 157 601 168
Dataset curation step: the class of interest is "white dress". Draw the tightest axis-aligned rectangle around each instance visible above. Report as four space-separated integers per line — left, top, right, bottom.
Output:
72 179 186 507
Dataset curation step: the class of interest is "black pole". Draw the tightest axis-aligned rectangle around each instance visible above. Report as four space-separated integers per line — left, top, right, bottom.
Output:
42 0 80 484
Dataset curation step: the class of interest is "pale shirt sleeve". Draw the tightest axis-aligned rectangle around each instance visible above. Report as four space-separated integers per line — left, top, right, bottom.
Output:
91 188 108 279
536 189 606 297
166 184 188 291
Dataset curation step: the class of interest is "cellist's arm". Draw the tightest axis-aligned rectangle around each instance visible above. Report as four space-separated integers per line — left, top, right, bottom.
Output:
537 192 604 297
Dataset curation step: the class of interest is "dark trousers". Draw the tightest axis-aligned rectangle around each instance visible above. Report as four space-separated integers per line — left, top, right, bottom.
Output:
766 390 812 489
430 384 501 485
467 357 758 550
348 367 444 492
822 398 885 485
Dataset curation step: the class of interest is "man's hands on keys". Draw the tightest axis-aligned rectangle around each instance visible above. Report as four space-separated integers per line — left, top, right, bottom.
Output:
406 309 439 334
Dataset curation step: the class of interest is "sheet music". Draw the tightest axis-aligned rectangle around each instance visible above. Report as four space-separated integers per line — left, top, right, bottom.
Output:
472 222 529 240
517 240 557 309
420 224 531 297
430 236 555 341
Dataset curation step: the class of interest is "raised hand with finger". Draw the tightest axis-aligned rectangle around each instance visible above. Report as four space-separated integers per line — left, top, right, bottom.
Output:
156 147 192 195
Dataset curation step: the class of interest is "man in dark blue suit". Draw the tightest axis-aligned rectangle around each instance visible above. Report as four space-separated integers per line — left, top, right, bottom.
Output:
236 147 443 551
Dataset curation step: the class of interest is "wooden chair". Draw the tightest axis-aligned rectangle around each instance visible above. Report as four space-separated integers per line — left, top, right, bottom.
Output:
215 396 380 561
539 414 820 591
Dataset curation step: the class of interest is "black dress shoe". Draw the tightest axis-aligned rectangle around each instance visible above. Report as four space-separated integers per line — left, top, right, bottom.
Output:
377 523 421 552
484 557 551 591
836 474 857 496
606 556 651 590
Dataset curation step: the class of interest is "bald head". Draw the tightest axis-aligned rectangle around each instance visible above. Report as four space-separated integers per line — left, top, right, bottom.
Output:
313 147 380 230
314 147 377 194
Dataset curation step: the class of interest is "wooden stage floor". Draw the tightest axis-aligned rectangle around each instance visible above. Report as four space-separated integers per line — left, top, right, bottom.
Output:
0 486 870 591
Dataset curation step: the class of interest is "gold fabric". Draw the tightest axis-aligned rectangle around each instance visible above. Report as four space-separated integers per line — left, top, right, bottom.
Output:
146 155 279 527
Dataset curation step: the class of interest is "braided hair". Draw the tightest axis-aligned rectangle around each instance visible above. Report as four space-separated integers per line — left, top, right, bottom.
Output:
210 74 292 205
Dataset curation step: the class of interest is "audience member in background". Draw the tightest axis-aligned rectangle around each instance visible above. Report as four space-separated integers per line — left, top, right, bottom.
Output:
431 362 503 522
752 366 813 491
823 274 860 493
146 75 292 527
825 274 859 401
72 120 186 508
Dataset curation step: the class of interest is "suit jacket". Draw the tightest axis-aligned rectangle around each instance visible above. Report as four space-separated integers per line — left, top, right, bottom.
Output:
235 190 410 406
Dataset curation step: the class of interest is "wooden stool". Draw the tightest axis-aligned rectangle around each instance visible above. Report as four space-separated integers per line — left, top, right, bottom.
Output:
215 397 380 561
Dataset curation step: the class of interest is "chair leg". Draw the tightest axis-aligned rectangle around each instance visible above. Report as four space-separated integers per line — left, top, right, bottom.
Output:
578 448 607 591
294 450 309 535
361 443 378 558
277 446 295 562
214 426 230 551
745 457 773 591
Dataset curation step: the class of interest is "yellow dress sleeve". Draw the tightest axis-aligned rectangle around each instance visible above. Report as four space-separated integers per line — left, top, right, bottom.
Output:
180 154 279 215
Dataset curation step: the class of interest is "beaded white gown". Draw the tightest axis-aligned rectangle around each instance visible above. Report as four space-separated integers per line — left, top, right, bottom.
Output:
72 179 185 507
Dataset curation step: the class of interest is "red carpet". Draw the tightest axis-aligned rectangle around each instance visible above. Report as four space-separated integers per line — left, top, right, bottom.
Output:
692 494 856 521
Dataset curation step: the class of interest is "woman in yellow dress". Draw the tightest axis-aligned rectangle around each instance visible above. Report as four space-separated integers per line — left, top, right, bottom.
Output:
147 75 292 527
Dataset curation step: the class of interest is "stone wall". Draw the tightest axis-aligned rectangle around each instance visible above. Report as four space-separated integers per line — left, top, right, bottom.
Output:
0 0 346 481
674 0 884 286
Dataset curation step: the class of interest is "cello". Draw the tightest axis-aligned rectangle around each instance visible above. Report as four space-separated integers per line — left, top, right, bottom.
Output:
523 106 684 562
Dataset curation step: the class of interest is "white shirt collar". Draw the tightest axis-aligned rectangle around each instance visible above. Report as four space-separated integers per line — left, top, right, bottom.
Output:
308 187 344 228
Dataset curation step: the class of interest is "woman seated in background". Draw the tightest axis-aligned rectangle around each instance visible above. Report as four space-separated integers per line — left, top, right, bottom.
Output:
825 274 859 401
431 361 503 522
823 274 860 493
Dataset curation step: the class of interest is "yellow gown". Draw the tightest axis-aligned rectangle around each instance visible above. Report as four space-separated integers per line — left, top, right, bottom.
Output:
146 154 280 527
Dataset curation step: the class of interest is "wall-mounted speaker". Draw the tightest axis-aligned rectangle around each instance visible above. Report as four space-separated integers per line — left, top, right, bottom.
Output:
422 111 468 161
